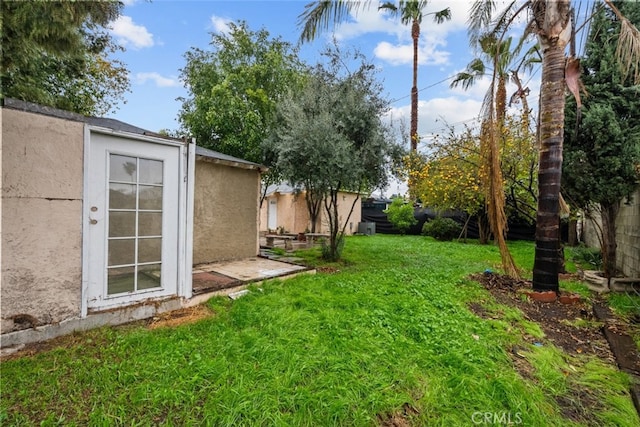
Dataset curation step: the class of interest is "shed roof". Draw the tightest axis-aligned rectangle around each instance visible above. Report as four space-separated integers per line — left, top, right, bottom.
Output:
3 98 267 172
195 146 267 172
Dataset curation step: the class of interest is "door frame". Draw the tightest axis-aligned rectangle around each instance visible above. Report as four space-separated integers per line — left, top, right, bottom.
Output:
268 198 277 231
81 126 194 317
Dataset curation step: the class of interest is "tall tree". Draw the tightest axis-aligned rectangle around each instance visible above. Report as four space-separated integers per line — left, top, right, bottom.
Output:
529 0 574 292
274 47 401 260
299 0 450 151
452 27 538 278
379 1 451 151
178 21 307 205
563 1 640 278
470 0 640 292
1 0 129 115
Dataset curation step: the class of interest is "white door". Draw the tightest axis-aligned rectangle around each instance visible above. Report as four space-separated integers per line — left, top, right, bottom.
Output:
85 132 181 310
268 199 277 230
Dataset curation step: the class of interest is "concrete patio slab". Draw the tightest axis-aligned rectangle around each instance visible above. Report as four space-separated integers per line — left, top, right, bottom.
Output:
196 257 309 282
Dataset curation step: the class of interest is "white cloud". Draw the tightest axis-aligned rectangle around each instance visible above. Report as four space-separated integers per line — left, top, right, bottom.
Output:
374 38 449 66
332 0 469 42
110 16 153 49
447 71 493 99
135 72 180 88
385 97 483 147
210 15 232 34
332 6 405 41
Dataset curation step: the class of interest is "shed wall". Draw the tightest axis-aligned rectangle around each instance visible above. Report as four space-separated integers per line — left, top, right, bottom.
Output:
193 159 260 264
1 108 84 333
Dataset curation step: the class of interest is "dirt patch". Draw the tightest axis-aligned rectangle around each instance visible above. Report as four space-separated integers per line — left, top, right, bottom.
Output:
1 305 215 361
378 403 419 427
471 273 614 361
148 305 213 329
470 272 634 424
317 266 341 274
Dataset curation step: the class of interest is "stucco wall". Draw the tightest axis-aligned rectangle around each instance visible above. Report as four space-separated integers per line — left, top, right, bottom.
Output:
259 190 362 235
192 159 260 264
581 191 640 278
2 108 84 333
322 192 362 235
615 190 640 277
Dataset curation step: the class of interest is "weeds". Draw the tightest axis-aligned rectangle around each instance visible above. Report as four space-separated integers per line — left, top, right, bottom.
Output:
1 236 637 426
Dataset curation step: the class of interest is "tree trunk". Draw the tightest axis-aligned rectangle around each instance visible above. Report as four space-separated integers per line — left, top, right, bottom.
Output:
533 8 571 292
477 210 491 244
600 201 620 278
305 189 322 233
410 19 419 151
567 218 578 246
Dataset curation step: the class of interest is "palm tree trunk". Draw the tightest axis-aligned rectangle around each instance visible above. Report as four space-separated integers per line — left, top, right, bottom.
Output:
532 42 567 292
411 19 419 151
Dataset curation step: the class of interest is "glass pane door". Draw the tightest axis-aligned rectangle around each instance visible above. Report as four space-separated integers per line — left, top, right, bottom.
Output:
107 154 163 295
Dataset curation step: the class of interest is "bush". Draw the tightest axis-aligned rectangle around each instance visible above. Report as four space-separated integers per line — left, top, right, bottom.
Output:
569 245 603 270
422 217 461 241
384 198 417 235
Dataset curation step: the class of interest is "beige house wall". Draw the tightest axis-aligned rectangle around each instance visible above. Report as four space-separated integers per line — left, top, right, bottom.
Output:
260 190 362 235
581 190 640 278
1 109 84 333
193 159 260 264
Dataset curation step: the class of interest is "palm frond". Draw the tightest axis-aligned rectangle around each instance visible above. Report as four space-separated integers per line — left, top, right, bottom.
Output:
450 72 477 90
616 17 640 84
468 0 497 45
432 8 451 24
487 0 519 41
298 1 365 43
468 58 486 74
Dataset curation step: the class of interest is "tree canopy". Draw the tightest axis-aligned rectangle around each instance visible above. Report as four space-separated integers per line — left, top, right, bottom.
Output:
408 114 537 243
273 47 402 260
1 0 129 116
179 21 306 164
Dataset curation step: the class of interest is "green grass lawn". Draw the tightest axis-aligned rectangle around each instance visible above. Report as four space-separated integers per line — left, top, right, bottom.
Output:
1 235 638 426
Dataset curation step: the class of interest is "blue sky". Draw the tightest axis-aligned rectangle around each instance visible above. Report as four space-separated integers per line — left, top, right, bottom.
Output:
107 0 543 152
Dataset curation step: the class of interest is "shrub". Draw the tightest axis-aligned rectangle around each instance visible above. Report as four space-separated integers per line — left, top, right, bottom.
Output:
569 245 603 270
384 198 417 235
422 217 461 241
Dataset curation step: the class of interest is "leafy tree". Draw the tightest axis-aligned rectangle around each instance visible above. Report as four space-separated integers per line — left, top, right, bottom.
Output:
1 0 129 115
409 114 537 243
274 47 401 260
178 21 307 204
384 197 417 235
563 1 640 278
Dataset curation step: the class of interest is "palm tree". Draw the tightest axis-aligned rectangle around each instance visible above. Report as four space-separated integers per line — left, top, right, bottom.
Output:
469 0 640 292
299 1 450 152
451 34 539 126
450 33 540 278
379 1 451 151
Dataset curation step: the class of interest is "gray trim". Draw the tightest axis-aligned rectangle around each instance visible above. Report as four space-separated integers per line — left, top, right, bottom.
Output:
195 146 268 172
